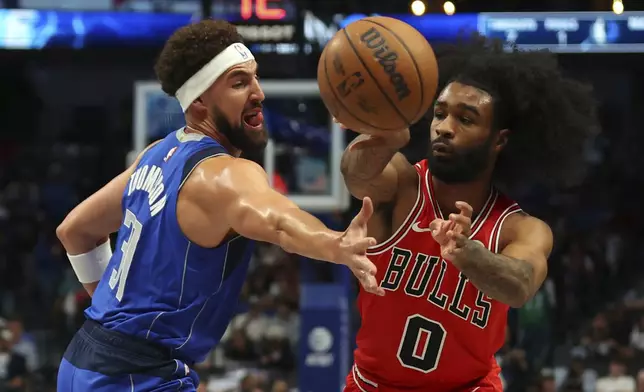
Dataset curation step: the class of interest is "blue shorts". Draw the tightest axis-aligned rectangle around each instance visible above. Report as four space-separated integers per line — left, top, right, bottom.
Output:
58 320 199 391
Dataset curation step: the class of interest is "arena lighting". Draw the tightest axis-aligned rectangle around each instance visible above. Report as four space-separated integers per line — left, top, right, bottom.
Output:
613 0 624 15
410 0 426 16
443 1 456 15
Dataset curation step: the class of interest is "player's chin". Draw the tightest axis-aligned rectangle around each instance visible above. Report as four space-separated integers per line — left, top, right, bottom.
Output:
244 127 269 148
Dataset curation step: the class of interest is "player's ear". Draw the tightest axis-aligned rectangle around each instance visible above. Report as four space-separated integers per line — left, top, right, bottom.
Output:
494 128 510 153
190 97 209 119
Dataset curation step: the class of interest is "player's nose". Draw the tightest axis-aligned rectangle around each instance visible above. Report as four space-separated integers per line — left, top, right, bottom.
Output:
251 79 265 102
435 123 455 139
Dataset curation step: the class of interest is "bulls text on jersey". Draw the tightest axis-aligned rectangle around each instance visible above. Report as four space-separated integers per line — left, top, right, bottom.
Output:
381 246 493 329
379 246 496 374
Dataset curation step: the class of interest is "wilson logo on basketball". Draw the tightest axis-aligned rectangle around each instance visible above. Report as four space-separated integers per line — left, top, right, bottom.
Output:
359 27 412 101
336 71 365 98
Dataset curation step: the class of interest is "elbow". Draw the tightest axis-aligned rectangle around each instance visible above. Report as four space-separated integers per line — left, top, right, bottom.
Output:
340 153 351 177
56 215 82 247
56 220 72 245
507 281 533 308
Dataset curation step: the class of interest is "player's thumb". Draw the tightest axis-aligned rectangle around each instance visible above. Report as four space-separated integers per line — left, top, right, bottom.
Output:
355 197 374 225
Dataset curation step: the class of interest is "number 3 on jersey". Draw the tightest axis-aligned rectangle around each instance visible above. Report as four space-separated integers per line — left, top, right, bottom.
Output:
397 314 446 373
108 209 142 301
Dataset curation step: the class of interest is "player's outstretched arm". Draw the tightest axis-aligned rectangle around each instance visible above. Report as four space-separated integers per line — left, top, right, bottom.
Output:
340 127 416 205
433 204 552 308
56 142 159 296
195 157 384 295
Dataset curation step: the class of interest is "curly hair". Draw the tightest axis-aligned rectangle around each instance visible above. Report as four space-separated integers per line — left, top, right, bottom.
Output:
431 34 600 190
154 19 244 97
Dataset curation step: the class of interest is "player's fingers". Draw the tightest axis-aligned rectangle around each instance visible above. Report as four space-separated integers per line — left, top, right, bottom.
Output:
447 230 468 247
434 220 449 234
354 197 374 225
441 220 455 233
352 237 377 253
455 201 474 219
449 213 471 233
430 221 450 243
359 272 384 296
353 258 377 279
429 219 443 232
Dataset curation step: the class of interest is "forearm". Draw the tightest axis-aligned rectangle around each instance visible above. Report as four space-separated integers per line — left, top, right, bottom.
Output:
341 135 399 181
58 216 113 296
57 226 109 255
451 240 534 308
273 207 341 262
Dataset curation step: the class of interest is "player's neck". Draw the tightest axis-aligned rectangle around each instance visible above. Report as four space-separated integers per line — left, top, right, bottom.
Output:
431 175 492 217
184 124 241 157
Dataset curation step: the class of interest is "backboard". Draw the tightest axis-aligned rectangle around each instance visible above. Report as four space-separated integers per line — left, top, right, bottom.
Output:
132 80 350 213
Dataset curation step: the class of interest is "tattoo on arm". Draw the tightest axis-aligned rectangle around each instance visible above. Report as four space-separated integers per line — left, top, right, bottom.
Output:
452 240 534 307
341 136 398 181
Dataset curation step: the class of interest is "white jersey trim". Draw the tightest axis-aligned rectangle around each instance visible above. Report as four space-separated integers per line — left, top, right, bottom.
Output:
425 169 497 241
488 204 523 253
366 169 424 256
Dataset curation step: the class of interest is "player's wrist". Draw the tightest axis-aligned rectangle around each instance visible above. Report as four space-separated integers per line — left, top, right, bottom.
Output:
452 238 486 266
326 231 346 263
67 241 112 283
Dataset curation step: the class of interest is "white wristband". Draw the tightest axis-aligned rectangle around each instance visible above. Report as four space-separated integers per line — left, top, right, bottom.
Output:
67 241 113 284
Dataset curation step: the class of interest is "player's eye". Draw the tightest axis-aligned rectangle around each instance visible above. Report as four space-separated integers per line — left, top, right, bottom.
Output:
433 111 446 120
233 80 246 89
460 116 473 125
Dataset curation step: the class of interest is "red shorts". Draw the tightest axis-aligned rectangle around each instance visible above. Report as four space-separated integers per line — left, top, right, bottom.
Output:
343 364 503 392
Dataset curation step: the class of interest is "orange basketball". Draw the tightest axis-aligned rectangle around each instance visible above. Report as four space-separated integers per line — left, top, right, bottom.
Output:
317 16 439 132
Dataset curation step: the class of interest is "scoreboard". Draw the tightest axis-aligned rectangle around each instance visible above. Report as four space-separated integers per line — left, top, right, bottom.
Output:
2 6 644 53
479 12 644 53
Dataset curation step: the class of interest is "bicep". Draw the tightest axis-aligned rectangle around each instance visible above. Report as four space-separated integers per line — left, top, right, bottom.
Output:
500 216 553 294
345 153 414 204
207 159 298 243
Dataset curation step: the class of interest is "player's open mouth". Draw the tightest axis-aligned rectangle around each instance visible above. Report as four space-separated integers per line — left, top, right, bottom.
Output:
243 111 264 130
432 143 452 157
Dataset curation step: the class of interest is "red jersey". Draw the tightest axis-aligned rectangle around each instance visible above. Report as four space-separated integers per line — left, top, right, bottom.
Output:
350 159 522 392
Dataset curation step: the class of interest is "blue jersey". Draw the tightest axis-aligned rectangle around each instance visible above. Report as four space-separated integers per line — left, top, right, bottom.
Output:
86 128 255 364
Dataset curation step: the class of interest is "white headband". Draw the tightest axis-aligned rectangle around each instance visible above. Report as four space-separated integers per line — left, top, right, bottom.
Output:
175 43 255 112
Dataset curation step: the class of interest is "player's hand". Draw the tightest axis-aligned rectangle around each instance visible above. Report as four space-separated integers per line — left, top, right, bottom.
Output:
336 197 385 296
333 118 410 150
430 201 473 261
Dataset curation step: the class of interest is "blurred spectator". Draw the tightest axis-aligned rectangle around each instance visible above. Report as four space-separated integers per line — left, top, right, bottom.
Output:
239 373 262 392
595 358 635 392
223 329 258 363
269 301 300 351
227 302 270 344
270 379 289 392
630 315 644 353
581 313 618 359
258 325 295 373
0 320 27 392
558 357 596 392
4 315 37 373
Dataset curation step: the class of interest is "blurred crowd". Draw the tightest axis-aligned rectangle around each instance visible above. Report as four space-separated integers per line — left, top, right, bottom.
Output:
1 52 644 392
1 134 644 392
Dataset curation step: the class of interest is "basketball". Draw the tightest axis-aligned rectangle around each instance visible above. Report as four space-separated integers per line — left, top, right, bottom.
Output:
317 16 439 132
